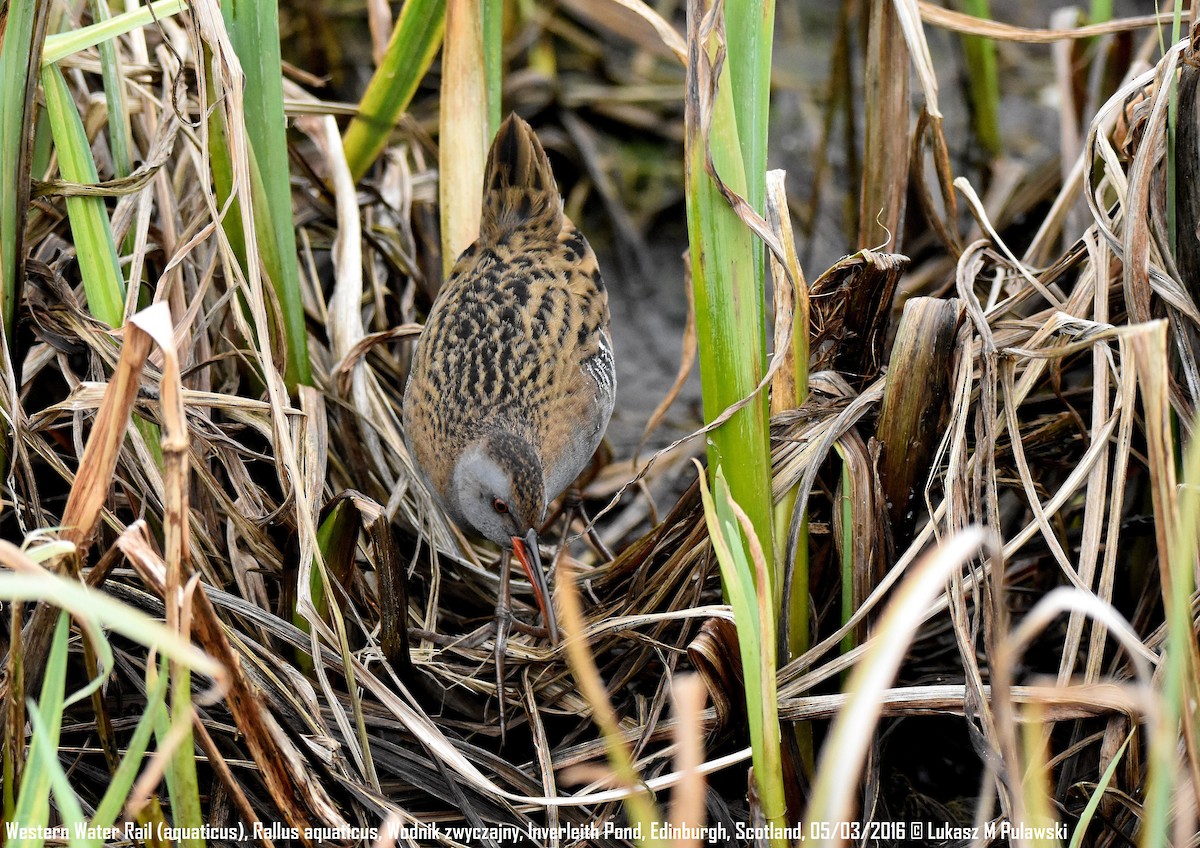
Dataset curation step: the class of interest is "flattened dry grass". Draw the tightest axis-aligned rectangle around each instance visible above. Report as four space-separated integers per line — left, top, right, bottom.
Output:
1 2 1199 846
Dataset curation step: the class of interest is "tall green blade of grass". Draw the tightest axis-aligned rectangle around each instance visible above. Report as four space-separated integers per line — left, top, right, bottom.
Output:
482 0 503 136
166 665 203 848
88 0 134 181
88 0 142 308
205 51 250 267
343 0 447 182
87 662 169 842
41 0 189 65
723 0 773 215
10 613 69 848
223 0 312 389
957 0 1001 157
698 465 786 843
145 685 183 838
41 63 126 327
28 706 86 846
1068 732 1130 848
43 61 163 459
724 0 773 425
0 0 49 351
685 0 775 580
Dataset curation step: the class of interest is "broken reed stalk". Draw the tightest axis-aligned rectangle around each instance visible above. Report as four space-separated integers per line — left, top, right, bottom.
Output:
875 297 963 559
859 0 910 249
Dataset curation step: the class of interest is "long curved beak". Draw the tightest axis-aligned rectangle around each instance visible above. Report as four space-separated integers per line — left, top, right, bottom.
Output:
511 528 560 644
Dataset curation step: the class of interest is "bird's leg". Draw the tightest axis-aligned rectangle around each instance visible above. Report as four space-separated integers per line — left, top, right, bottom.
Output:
494 547 513 741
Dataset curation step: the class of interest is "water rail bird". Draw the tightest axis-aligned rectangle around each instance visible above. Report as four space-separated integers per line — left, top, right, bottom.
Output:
402 113 616 718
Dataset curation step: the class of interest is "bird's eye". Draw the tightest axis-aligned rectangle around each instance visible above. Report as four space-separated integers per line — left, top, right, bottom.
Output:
492 498 509 514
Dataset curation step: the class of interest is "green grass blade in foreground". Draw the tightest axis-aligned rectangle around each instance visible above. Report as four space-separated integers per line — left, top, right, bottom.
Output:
87 665 169 843
344 0 446 182
167 661 202 848
0 0 49 348
1 566 222 840
685 1 774 580
698 464 786 844
1068 731 1129 848
41 63 126 327
41 0 188 66
1088 0 1112 23
0 572 221 676
27 707 87 846
146 687 182 835
10 613 69 846
224 0 312 389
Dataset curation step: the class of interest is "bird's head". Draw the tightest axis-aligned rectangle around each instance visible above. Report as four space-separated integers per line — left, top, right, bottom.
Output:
451 429 546 547
451 430 557 639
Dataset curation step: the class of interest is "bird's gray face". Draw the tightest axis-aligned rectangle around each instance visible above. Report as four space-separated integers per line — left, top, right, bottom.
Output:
450 433 558 642
450 434 545 547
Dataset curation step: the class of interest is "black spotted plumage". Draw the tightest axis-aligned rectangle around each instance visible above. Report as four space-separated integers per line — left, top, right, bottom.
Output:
402 114 616 538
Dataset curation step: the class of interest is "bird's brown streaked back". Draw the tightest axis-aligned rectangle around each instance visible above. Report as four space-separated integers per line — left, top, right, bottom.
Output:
402 113 615 545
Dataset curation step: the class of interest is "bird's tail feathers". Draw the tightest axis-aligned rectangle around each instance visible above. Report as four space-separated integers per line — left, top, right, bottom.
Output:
481 113 562 240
